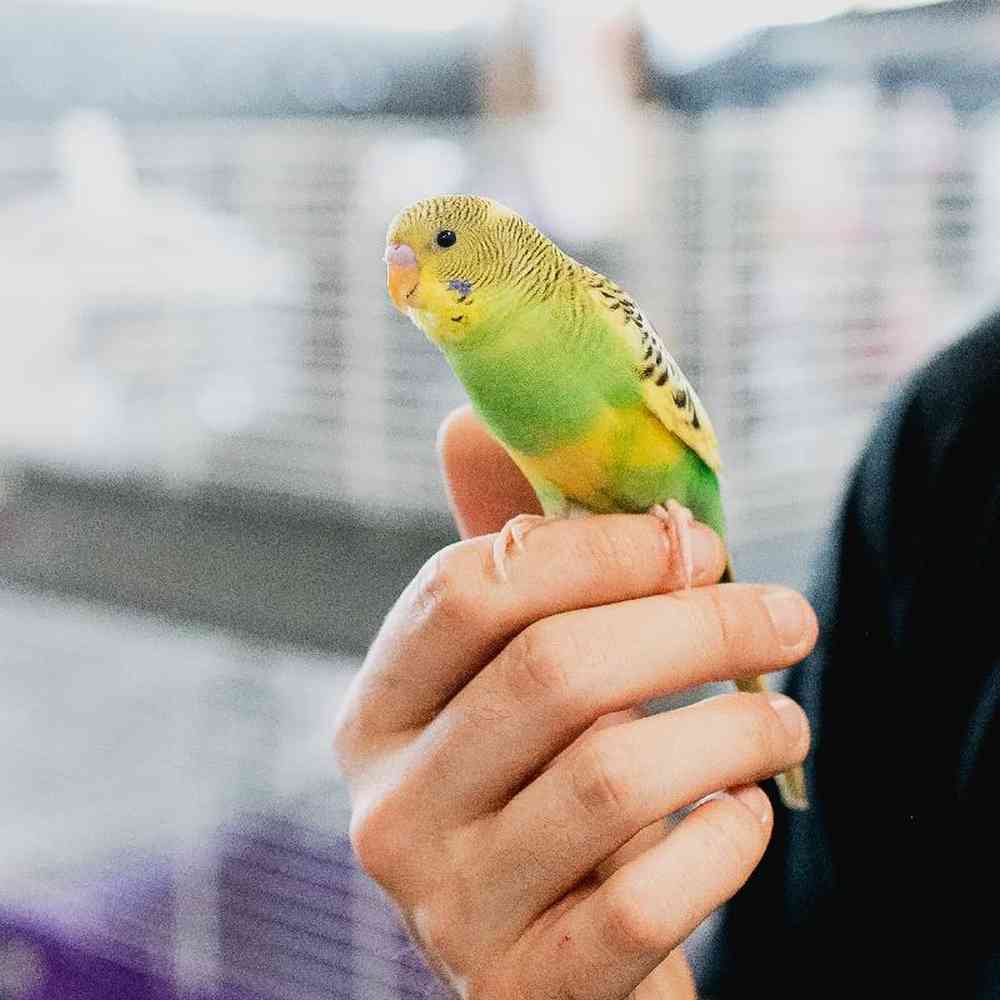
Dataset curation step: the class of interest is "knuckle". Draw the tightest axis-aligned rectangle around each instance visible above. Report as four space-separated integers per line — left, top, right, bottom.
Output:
503 619 578 706
347 796 389 881
331 697 359 771
331 677 371 773
348 792 404 887
412 877 498 995
732 695 783 766
699 585 733 660
600 877 663 955
410 900 460 970
694 801 761 885
411 545 476 630
579 517 627 578
568 736 634 826
665 585 730 664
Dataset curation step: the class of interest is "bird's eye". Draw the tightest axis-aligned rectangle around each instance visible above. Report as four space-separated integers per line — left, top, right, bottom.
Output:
435 229 457 248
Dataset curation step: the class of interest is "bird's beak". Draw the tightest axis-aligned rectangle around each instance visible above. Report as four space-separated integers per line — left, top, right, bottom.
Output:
385 242 420 312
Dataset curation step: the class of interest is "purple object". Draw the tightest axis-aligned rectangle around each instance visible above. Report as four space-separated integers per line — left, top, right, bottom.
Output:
1 912 176 1000
2 817 449 1000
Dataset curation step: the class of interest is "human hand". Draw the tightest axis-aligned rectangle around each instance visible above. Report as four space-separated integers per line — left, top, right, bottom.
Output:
334 406 816 998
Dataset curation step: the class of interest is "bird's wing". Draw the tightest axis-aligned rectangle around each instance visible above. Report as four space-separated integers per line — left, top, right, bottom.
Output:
582 267 722 472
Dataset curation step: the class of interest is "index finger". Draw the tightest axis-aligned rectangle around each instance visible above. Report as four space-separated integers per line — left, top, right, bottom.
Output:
339 512 727 749
437 406 541 538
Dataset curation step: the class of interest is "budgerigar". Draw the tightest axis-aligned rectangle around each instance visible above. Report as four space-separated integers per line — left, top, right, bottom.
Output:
384 194 808 812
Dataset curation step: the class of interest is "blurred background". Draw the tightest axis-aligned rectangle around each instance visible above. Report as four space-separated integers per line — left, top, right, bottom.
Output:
2 1 999 997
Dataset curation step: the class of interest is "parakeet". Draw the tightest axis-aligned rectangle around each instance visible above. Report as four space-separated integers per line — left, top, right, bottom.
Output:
384 194 808 812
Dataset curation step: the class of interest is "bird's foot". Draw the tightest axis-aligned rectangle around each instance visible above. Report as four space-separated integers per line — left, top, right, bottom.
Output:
491 513 552 583
647 499 696 590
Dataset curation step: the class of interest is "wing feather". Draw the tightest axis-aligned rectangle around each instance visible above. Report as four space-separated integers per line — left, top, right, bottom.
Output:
581 268 722 472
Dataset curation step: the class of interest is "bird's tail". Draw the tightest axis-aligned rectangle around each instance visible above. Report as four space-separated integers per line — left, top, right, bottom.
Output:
724 559 810 812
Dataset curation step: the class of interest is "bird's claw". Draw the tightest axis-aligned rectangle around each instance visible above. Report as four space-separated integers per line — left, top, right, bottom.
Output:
647 499 696 589
491 513 551 582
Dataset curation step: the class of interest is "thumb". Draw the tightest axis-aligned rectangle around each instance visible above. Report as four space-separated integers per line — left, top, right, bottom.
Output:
436 406 542 539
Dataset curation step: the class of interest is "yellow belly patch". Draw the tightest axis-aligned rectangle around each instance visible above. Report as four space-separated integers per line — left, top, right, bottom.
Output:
510 405 686 513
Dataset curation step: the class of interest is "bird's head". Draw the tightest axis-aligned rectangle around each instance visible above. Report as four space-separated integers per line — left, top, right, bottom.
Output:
384 194 547 345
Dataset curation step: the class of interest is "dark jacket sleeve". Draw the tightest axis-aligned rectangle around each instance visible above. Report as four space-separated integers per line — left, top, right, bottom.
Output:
707 312 1000 999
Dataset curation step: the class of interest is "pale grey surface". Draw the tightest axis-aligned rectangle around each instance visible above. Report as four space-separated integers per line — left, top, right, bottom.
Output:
0 584 358 906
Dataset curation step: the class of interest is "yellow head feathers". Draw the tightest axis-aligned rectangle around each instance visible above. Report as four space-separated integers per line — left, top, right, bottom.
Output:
384 194 564 344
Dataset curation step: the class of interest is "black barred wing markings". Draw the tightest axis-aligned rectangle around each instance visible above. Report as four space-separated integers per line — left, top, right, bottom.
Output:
582 267 722 472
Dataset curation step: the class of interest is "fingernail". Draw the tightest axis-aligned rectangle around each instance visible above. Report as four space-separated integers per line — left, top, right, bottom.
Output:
690 525 722 578
732 785 772 825
762 589 808 647
767 693 805 745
